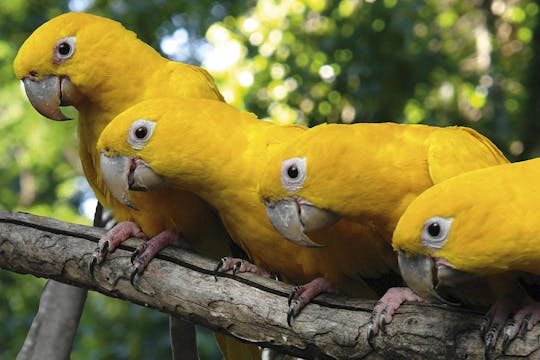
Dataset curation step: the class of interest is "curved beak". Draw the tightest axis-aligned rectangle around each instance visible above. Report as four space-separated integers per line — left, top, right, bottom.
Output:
100 153 164 210
264 198 339 248
21 75 80 121
397 251 474 306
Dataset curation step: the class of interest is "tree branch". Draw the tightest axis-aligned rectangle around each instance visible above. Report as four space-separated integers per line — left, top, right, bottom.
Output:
1 210 538 359
17 280 87 360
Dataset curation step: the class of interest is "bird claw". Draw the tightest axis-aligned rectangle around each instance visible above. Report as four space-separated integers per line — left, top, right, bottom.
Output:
287 298 301 327
366 308 390 349
502 303 540 351
484 322 500 354
480 294 522 353
130 248 140 264
213 257 228 281
130 265 140 286
89 255 98 276
519 314 531 337
130 240 150 265
232 260 244 276
128 253 144 285
288 286 301 306
286 286 304 325
502 333 511 353
379 311 388 334
366 287 425 346
501 319 517 353
89 242 109 276
212 256 274 280
90 221 147 276
367 325 376 349
286 278 336 326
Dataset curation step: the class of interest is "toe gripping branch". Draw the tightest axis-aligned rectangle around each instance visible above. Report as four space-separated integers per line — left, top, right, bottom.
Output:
287 277 339 327
89 221 146 278
367 287 426 348
213 257 278 281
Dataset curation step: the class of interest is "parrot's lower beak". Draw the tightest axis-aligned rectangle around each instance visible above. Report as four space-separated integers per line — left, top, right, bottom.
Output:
100 153 164 210
397 251 474 305
264 198 339 248
21 75 80 121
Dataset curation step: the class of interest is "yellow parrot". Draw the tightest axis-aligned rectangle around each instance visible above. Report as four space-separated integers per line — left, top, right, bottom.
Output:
96 98 403 326
393 157 540 350
14 12 259 359
256 121 509 341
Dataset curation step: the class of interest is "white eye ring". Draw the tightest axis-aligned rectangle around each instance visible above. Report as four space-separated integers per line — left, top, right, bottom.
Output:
53 36 76 64
421 216 453 251
127 119 156 150
280 157 307 193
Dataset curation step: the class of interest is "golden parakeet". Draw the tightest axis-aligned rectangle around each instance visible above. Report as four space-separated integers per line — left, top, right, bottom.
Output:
256 122 509 340
393 157 540 349
14 12 259 359
13 12 228 268
97 98 402 325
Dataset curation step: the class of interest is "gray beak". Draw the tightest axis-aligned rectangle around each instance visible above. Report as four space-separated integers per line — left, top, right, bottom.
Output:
100 153 164 210
100 154 138 210
264 198 339 248
22 75 79 121
397 251 474 305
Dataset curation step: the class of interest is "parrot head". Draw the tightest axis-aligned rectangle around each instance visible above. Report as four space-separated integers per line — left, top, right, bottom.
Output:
258 128 347 248
391 170 514 305
97 100 172 210
13 12 141 120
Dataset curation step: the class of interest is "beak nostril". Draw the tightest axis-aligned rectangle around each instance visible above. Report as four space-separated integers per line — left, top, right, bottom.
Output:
28 71 38 79
104 146 110 153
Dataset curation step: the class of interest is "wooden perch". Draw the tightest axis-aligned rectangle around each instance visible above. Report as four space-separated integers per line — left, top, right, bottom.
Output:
0 210 539 359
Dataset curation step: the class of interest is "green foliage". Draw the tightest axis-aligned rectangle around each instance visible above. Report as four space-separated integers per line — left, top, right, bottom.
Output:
0 272 44 360
2 0 540 358
204 0 538 160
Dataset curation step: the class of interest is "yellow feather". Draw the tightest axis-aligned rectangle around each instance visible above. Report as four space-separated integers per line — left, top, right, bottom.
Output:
394 157 540 276
14 13 256 359
98 98 399 299
258 122 508 244
256 121 510 310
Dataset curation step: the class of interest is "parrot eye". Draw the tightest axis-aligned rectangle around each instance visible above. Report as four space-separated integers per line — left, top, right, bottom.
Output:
280 157 307 193
421 216 453 251
287 165 299 179
135 127 148 139
127 119 156 150
427 222 440 237
53 36 76 64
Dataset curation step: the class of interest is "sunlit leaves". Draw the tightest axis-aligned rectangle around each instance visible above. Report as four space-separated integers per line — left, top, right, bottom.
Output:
201 0 538 160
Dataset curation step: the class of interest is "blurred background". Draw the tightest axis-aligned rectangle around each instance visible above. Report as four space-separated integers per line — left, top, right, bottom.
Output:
1 0 539 358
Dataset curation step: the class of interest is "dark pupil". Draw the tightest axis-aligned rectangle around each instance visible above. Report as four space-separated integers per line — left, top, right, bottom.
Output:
287 165 299 179
135 127 148 139
428 223 441 237
58 42 71 56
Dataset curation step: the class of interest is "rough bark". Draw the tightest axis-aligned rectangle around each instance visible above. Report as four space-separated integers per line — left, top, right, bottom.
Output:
15 202 112 360
16 280 87 360
1 210 539 359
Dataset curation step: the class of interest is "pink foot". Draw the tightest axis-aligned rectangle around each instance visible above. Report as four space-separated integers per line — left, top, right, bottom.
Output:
130 230 189 284
502 302 540 351
367 287 426 347
481 295 521 353
287 277 339 326
213 257 277 280
90 221 146 274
